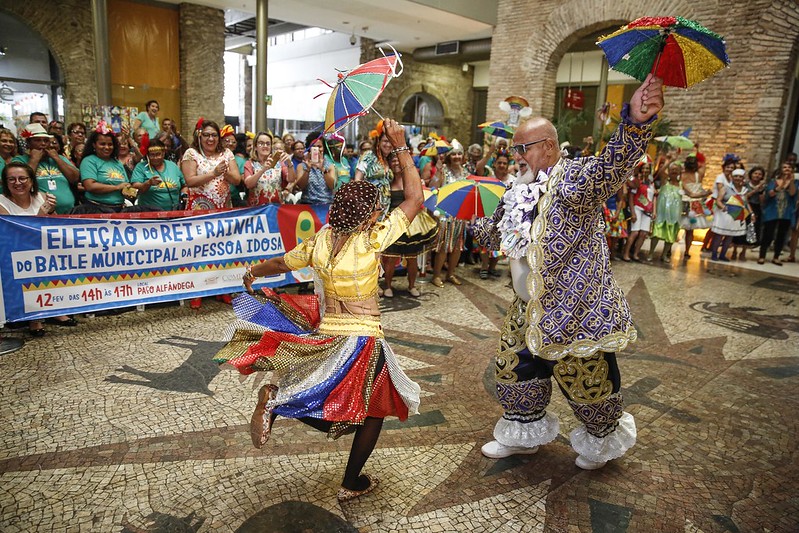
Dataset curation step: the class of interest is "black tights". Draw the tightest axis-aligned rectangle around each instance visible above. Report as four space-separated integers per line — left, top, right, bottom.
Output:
269 415 383 490
275 351 388 491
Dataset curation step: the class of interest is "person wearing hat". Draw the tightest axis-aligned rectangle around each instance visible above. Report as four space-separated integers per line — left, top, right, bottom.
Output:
472 74 664 470
214 118 424 502
709 168 751 261
12 123 78 214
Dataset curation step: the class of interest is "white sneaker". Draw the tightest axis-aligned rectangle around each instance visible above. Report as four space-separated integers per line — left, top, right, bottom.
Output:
481 440 539 459
575 455 607 470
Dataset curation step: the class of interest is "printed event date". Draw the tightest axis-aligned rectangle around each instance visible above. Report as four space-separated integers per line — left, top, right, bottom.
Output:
33 286 133 307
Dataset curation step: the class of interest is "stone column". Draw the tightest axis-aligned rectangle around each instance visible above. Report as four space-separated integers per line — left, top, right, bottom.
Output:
179 2 225 132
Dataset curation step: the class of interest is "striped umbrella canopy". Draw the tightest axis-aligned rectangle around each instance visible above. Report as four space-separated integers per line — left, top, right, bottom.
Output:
654 135 695 149
420 139 452 157
596 16 729 88
435 175 507 220
478 121 515 139
422 187 438 211
323 48 403 133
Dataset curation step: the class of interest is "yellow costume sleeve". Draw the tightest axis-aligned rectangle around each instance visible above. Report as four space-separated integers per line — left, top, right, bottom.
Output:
367 208 411 252
283 232 319 270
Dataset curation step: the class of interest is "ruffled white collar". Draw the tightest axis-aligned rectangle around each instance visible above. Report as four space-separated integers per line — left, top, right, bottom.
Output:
497 170 550 258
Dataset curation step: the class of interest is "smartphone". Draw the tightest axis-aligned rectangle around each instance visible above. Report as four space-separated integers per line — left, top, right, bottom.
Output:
310 146 320 164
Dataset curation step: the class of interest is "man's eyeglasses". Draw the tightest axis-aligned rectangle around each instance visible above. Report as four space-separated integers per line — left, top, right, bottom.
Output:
201 133 219 139
511 138 548 155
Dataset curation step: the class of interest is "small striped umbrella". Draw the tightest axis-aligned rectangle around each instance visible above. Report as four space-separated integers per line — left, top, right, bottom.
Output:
479 121 515 139
597 17 729 89
435 175 507 220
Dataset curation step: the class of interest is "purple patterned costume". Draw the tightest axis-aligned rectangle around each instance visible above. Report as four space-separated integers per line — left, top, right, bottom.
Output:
474 105 653 465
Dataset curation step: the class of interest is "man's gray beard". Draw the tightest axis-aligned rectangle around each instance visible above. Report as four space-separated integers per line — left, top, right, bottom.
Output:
516 167 535 184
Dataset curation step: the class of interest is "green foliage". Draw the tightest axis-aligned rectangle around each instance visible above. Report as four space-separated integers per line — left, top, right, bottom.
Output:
551 109 590 145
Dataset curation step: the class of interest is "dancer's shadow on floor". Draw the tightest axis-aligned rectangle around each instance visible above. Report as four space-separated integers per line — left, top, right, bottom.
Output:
105 336 225 396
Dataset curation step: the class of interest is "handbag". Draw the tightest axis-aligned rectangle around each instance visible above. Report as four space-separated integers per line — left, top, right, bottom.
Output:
746 221 757 244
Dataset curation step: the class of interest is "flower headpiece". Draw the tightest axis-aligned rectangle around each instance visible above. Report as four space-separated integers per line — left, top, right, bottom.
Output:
368 120 384 140
95 121 113 135
139 132 150 157
194 117 205 133
245 131 256 139
220 124 235 138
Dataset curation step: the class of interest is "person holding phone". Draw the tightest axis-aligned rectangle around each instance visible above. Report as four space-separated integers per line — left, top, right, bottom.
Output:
243 131 291 205
294 132 335 205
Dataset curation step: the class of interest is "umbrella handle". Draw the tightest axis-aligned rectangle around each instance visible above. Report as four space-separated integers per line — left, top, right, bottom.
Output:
641 42 666 114
371 107 385 121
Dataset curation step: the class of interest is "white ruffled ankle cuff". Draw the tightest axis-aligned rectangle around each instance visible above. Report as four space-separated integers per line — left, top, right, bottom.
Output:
569 411 636 463
494 412 560 448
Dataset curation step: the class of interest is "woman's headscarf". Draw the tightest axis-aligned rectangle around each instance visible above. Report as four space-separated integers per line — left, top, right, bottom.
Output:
328 180 379 233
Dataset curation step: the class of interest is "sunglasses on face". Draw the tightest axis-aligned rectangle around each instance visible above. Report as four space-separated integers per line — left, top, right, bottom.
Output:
511 138 548 155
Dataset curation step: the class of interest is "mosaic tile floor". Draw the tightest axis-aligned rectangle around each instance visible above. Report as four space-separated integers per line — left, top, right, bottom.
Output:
1 250 797 532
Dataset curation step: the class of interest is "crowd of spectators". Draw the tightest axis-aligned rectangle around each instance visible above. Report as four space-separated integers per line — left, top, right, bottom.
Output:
1 105 798 337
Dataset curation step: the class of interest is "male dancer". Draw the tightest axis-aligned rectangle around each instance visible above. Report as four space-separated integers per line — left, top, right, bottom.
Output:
474 74 664 469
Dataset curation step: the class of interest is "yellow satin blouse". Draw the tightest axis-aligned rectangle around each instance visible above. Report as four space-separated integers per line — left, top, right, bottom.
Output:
283 208 411 336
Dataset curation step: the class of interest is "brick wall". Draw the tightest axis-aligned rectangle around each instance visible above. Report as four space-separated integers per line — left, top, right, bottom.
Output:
0 0 98 125
359 39 475 144
489 0 799 174
178 2 225 132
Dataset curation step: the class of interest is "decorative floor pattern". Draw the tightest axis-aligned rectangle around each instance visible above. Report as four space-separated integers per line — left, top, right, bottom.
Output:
1 254 797 532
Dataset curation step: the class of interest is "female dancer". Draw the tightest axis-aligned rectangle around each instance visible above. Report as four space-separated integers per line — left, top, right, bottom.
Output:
648 161 683 261
214 119 423 502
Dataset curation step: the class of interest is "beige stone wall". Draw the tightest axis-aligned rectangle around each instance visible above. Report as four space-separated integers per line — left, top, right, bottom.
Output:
359 39 475 143
178 2 225 132
0 0 98 125
489 0 799 174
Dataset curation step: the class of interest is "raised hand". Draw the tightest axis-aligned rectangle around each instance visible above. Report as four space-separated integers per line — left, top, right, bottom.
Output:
630 74 664 123
383 119 407 149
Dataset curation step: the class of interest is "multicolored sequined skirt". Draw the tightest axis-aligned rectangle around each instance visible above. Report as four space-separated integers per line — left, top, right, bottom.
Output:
213 290 421 438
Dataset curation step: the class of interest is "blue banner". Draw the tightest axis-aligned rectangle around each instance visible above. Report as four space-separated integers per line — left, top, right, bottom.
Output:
0 205 329 323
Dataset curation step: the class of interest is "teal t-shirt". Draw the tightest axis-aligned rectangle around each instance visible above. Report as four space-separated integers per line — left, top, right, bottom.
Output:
12 154 77 214
136 111 160 138
80 155 127 205
326 155 351 191
131 160 186 211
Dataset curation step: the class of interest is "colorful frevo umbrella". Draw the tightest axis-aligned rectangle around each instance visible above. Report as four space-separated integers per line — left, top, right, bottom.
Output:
725 194 749 222
421 139 452 157
478 121 515 139
422 187 438 211
596 16 729 90
435 175 507 220
654 135 695 150
322 46 403 133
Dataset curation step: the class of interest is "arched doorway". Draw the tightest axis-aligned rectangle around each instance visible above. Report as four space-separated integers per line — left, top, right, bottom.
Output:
0 11 64 134
552 27 638 146
401 92 444 131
